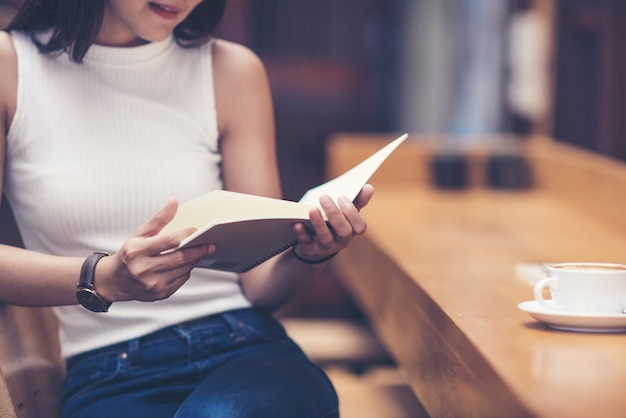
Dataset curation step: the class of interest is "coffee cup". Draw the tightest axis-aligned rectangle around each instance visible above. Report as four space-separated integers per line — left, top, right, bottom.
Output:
534 262 626 314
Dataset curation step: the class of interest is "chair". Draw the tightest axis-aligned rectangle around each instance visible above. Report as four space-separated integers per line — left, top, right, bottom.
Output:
0 195 64 418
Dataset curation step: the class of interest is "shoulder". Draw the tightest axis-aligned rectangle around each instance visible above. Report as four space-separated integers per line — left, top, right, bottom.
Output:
210 38 273 138
211 39 268 91
0 31 18 131
0 32 18 77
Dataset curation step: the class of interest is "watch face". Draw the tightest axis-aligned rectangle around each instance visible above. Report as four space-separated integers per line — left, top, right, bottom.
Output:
76 289 110 312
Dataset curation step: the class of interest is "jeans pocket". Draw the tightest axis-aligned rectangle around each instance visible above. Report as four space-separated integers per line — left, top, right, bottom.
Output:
63 351 126 402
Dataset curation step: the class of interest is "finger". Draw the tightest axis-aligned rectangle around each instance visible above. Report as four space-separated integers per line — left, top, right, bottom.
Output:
320 196 355 243
293 222 314 245
354 184 375 211
123 246 212 301
116 235 212 291
307 205 335 249
122 226 199 264
159 244 215 272
154 246 216 296
338 196 367 236
134 197 179 238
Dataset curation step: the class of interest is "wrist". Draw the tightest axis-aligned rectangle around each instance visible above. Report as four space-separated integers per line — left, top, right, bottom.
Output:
92 254 116 302
291 246 337 265
76 252 112 312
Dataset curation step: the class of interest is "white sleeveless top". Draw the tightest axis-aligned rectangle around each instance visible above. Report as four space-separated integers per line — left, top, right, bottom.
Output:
5 32 251 359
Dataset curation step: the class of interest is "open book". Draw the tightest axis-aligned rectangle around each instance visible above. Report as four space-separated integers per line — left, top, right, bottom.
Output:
161 133 408 272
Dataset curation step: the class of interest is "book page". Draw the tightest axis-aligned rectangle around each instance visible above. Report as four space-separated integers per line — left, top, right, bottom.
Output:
298 133 408 205
162 190 316 234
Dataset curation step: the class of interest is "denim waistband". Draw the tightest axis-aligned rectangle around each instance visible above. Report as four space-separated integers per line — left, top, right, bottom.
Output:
66 307 266 369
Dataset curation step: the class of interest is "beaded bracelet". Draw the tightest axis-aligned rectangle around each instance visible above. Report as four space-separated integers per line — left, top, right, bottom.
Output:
291 246 338 265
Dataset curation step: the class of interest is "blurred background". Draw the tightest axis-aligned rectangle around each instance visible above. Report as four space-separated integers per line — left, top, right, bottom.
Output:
214 0 626 200
2 0 624 416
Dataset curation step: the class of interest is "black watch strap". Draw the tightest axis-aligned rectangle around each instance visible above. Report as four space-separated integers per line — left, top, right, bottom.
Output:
76 252 111 312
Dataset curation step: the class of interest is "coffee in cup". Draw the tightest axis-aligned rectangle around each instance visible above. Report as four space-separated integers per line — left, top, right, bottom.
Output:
534 262 626 314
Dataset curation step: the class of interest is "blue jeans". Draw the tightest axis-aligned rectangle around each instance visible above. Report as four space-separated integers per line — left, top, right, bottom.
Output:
61 308 339 417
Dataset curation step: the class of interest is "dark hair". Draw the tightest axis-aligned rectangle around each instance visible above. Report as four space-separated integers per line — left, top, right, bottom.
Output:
6 0 228 63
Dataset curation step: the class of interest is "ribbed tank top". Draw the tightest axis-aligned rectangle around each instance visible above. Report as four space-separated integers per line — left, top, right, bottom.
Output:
5 32 251 359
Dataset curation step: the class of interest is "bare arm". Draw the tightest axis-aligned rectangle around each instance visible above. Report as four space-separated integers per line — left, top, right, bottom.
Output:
212 39 373 311
0 33 81 306
0 36 78 307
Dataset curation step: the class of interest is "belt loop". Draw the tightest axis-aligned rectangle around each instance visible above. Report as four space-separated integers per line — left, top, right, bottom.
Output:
221 312 243 331
127 338 141 368
222 312 247 341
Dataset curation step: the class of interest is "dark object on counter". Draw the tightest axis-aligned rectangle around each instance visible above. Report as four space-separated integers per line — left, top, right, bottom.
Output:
430 153 468 189
486 153 532 189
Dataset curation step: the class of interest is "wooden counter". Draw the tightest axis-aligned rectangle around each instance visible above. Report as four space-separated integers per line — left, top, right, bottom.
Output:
327 133 626 418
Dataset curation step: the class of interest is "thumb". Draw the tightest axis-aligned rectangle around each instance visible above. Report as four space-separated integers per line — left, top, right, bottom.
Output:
134 197 178 238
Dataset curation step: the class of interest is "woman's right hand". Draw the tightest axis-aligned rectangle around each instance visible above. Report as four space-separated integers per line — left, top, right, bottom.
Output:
95 198 215 303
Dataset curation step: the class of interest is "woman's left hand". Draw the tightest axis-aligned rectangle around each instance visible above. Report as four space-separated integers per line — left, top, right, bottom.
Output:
291 184 374 262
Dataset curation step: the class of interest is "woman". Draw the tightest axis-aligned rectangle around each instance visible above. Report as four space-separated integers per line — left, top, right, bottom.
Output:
0 1 373 416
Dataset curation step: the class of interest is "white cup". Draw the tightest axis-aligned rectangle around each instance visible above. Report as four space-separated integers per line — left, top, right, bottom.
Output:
534 262 626 314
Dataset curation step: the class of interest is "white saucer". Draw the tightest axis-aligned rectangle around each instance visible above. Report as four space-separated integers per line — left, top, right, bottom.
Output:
518 301 626 333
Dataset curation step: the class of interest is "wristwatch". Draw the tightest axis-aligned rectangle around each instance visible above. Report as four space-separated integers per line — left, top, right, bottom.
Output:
76 252 112 313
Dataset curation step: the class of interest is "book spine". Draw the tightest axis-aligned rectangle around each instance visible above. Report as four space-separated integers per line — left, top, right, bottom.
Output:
240 240 298 272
